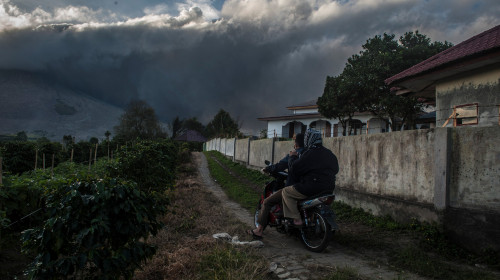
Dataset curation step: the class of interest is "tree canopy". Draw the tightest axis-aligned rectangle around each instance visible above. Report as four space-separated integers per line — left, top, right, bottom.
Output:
205 109 241 138
170 116 206 139
114 100 166 142
318 31 452 132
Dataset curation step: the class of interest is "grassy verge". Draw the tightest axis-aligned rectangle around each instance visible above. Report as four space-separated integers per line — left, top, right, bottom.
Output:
204 151 499 280
204 151 264 211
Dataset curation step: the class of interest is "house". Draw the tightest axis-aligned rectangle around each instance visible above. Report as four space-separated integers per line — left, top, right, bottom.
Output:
386 25 500 127
257 99 387 138
174 130 207 143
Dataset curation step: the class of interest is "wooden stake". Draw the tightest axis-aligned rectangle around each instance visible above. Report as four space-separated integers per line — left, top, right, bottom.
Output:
94 143 98 165
442 109 456 127
51 154 55 177
70 149 74 163
43 153 46 171
0 157 3 186
88 148 92 171
35 149 38 170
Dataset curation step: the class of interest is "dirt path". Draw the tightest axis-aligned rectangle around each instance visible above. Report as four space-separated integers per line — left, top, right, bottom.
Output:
194 152 428 280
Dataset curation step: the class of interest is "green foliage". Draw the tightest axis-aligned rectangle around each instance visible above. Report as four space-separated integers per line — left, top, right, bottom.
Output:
318 30 452 131
21 179 167 279
114 100 167 142
0 141 37 174
205 109 241 138
111 140 178 193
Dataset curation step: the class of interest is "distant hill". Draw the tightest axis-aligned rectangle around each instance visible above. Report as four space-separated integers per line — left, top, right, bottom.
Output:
0 70 124 142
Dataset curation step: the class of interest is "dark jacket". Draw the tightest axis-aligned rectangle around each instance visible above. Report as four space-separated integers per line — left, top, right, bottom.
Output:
266 147 304 186
288 145 339 197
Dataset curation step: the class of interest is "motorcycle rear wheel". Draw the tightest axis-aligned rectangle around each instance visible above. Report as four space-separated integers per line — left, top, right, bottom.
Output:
299 210 332 252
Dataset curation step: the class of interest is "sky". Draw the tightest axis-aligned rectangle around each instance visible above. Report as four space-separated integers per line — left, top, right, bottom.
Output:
1 0 499 135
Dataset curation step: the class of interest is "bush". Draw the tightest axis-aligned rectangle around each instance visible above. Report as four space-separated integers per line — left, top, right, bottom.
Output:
21 179 167 279
0 141 36 174
111 140 178 193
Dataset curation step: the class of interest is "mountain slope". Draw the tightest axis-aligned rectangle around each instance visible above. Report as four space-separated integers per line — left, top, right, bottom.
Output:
0 70 124 141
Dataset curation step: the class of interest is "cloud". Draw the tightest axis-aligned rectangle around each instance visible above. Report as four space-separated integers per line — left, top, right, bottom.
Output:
0 0 499 135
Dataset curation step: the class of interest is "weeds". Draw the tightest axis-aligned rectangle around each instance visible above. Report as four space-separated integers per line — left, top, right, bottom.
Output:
204 151 261 211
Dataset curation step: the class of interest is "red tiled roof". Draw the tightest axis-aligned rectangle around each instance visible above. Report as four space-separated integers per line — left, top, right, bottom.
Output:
386 24 500 85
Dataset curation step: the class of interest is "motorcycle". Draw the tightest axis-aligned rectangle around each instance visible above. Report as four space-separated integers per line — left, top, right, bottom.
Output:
254 160 338 252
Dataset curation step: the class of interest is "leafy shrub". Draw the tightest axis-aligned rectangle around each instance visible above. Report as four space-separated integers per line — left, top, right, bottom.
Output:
21 179 167 279
0 141 36 174
111 140 178 193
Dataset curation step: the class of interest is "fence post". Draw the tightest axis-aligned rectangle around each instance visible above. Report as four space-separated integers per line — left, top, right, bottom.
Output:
43 153 46 171
70 149 74 163
434 128 451 211
94 143 98 165
247 138 251 166
51 154 55 177
88 148 92 171
271 137 276 164
0 157 3 185
34 149 38 170
233 138 237 162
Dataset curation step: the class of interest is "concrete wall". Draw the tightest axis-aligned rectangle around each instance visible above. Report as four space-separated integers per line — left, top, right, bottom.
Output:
223 138 235 157
450 126 500 210
248 138 273 167
274 140 293 164
326 130 435 205
234 138 250 163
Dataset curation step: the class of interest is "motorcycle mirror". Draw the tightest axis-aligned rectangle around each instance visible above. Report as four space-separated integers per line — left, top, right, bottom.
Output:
264 160 271 165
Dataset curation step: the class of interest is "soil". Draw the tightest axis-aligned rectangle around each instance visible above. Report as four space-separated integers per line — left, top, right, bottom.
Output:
194 152 428 280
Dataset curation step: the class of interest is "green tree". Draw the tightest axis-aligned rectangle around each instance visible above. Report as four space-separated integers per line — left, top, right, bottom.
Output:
205 109 240 138
183 117 205 135
15 131 28 142
89 137 99 145
114 100 166 142
320 31 452 131
318 75 359 135
169 116 183 139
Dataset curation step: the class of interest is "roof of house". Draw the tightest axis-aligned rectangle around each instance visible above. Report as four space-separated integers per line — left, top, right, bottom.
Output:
174 130 207 142
286 99 318 110
386 24 500 87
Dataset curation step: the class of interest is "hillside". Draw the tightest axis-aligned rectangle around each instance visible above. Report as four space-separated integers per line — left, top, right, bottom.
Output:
0 70 124 141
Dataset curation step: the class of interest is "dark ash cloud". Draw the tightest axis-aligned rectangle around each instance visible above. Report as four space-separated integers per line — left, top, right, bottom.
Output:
1 0 499 135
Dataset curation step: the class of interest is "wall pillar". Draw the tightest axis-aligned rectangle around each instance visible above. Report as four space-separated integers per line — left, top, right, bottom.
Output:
434 128 452 211
233 138 237 162
247 138 251 166
271 137 276 164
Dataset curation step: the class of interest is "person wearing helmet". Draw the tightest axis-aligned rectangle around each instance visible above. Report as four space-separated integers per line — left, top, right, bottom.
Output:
247 133 305 240
282 128 339 226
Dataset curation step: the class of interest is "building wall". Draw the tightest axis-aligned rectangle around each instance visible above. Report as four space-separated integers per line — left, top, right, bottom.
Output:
436 67 500 127
450 126 500 210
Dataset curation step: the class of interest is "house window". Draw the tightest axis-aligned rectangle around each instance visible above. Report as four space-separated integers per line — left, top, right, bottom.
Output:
454 103 478 126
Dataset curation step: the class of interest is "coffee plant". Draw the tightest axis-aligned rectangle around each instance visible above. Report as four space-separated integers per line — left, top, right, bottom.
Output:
21 179 167 279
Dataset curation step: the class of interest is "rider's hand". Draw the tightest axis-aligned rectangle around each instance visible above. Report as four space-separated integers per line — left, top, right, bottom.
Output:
289 150 298 157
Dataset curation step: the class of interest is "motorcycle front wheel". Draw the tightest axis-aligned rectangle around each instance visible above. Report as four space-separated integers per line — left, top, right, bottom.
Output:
299 210 332 252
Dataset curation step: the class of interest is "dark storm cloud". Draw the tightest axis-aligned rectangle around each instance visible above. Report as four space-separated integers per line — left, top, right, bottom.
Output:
1 0 499 134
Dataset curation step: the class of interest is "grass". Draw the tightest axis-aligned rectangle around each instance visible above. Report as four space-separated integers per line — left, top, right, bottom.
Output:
322 266 365 280
204 151 263 211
